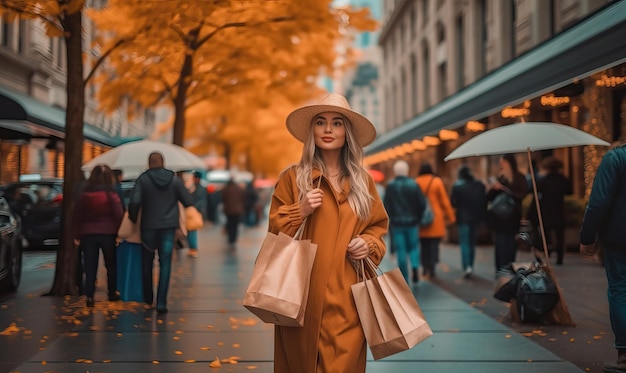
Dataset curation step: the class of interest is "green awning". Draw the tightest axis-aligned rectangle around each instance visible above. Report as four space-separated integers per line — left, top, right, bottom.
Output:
366 0 626 154
0 85 142 147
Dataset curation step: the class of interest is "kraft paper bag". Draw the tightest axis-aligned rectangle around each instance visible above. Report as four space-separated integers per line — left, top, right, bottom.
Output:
243 222 317 327
351 258 433 360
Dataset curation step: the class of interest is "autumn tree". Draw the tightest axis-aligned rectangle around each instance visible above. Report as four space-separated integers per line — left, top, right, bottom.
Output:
0 0 131 295
90 0 376 169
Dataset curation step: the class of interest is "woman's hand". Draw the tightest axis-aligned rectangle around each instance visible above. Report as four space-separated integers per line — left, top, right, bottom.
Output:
300 188 324 218
347 237 369 260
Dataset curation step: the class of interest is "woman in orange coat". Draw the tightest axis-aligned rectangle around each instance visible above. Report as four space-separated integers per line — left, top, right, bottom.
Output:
269 93 389 372
416 162 455 278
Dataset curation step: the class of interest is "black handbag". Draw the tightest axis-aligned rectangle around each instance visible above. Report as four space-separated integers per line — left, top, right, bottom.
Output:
488 191 515 219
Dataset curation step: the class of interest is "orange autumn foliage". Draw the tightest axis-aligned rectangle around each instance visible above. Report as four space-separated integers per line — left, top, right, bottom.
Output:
89 0 376 176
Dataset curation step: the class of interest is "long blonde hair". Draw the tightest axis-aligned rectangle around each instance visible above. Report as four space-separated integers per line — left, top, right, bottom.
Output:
294 115 373 221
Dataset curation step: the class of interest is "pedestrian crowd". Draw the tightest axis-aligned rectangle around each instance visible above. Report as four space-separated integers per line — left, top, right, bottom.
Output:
72 92 622 373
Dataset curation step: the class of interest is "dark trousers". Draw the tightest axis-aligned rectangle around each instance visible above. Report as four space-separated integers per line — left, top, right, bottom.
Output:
538 223 565 263
494 230 517 271
141 228 175 308
225 214 241 244
605 246 626 348
80 234 117 298
420 237 441 274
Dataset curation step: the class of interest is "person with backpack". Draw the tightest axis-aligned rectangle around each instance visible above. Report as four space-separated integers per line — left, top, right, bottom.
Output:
384 160 426 284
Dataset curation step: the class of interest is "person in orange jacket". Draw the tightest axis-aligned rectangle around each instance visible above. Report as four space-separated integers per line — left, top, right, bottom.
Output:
416 162 455 278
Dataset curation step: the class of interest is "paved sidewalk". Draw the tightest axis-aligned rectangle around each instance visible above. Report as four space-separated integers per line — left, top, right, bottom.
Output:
0 224 602 372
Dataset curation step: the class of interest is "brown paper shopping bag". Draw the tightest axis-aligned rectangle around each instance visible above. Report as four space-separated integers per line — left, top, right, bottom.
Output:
243 221 317 327
351 258 433 360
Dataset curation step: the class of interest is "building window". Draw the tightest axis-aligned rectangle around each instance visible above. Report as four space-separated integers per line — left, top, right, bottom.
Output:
410 53 418 115
2 21 11 47
479 0 488 75
439 62 447 100
510 0 517 58
456 15 465 88
423 43 430 108
18 19 26 54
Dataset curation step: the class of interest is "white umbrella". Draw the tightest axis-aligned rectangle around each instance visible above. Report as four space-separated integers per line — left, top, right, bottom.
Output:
82 140 205 179
444 121 610 327
444 122 610 161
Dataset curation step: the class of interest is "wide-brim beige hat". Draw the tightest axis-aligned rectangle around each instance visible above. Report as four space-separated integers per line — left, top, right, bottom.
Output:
286 93 377 147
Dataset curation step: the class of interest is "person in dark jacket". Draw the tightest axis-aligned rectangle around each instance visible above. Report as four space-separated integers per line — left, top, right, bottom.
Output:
580 144 626 373
486 153 528 272
527 156 572 265
128 152 194 314
450 165 487 277
383 160 426 283
221 177 246 248
74 164 124 307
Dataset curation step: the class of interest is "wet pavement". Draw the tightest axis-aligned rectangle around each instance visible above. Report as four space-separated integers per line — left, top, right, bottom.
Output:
0 223 612 373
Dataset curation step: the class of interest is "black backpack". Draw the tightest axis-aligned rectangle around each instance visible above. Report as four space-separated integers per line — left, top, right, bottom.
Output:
516 268 559 322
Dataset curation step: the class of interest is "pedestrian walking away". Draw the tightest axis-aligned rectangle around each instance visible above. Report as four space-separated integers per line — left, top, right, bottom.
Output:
187 171 208 258
74 164 125 307
450 165 487 278
128 152 194 314
486 153 528 273
580 143 626 373
221 177 246 248
383 159 425 284
269 93 388 372
527 156 572 265
416 162 455 278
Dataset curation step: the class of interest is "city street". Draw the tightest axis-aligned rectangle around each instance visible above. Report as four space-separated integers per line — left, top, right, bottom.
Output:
0 222 612 373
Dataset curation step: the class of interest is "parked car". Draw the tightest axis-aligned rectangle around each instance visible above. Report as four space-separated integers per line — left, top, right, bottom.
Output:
0 196 22 292
0 177 63 249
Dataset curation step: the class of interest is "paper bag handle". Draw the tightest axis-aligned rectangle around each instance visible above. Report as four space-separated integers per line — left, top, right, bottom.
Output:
356 257 383 282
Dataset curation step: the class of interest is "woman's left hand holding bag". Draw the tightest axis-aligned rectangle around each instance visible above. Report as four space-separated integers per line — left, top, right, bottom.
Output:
347 237 369 260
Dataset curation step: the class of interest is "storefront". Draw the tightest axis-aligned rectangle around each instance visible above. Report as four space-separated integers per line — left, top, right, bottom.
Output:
365 0 626 199
0 86 139 184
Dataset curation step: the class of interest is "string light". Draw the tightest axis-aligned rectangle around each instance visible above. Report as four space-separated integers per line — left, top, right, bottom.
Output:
595 75 626 87
423 136 440 146
439 129 459 141
466 121 485 132
411 139 426 151
540 94 570 107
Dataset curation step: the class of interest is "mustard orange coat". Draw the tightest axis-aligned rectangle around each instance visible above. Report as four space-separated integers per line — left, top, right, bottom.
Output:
269 167 389 373
416 175 455 238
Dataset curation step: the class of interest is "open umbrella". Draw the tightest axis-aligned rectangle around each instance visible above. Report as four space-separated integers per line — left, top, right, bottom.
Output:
445 122 610 326
82 140 205 179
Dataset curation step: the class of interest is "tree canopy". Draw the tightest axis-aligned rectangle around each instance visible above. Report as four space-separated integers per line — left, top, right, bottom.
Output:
90 0 376 176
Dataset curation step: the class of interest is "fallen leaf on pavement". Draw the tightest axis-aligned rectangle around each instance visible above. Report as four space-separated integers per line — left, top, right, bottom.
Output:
209 357 222 368
0 323 20 335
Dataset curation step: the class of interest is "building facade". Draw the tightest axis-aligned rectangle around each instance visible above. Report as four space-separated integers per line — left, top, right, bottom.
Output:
370 0 625 201
0 0 155 183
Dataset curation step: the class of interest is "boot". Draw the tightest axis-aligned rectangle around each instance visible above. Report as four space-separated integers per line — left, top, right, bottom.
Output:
604 349 626 373
412 268 419 283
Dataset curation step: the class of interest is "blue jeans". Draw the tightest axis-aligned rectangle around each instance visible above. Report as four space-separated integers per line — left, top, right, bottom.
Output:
458 223 477 270
187 230 198 250
391 225 419 281
494 230 517 272
141 228 176 308
604 246 626 348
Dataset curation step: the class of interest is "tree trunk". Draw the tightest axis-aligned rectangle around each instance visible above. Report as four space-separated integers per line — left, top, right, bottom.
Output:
171 59 189 146
48 10 85 296
172 28 200 146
